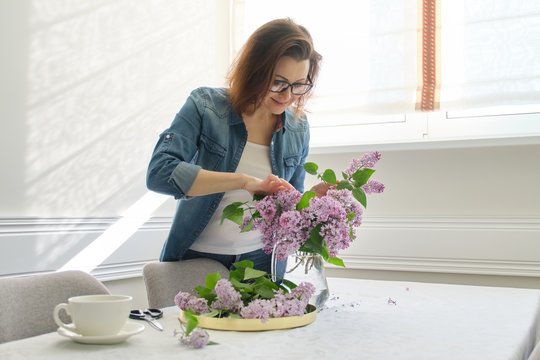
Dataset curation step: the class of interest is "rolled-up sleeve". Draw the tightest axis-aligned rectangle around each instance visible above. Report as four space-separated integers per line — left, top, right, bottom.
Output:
146 91 204 199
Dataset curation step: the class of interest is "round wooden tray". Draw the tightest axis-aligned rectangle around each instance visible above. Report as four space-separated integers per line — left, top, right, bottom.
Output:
178 305 316 332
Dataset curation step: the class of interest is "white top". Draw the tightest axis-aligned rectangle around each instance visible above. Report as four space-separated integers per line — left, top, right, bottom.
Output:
190 141 272 255
1 277 540 359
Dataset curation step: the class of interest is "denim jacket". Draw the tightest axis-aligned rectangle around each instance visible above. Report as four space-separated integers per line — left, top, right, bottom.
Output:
146 87 310 261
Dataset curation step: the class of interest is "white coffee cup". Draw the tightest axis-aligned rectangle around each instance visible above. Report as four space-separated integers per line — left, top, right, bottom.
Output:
53 294 132 336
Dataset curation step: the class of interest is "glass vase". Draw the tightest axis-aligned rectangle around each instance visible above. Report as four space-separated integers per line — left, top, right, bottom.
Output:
272 250 330 309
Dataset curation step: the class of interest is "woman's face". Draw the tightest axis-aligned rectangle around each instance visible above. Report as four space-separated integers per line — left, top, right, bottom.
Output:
262 56 310 115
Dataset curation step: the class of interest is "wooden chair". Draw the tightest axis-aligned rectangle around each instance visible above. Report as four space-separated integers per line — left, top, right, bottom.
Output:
142 259 229 309
0 270 110 343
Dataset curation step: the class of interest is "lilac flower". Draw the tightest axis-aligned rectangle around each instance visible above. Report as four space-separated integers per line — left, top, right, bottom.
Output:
174 292 209 314
363 180 385 194
211 279 243 312
344 151 382 177
291 282 316 302
179 328 210 349
240 299 274 322
280 298 306 317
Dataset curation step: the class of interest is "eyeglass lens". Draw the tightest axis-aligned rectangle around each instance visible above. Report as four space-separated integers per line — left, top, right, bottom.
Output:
270 80 312 95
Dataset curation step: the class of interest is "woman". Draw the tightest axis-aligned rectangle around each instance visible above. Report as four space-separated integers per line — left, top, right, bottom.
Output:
146 18 322 277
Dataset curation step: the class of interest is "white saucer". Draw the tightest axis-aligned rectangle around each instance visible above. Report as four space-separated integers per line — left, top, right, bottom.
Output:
57 322 145 345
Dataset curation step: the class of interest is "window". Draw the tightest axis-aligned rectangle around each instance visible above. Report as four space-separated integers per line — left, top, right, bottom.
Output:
233 0 540 149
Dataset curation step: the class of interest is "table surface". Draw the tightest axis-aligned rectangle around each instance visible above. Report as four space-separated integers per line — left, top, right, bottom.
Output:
2 277 540 360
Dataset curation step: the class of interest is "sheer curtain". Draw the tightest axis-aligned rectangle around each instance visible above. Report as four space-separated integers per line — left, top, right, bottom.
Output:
233 0 418 124
440 0 540 110
233 0 540 118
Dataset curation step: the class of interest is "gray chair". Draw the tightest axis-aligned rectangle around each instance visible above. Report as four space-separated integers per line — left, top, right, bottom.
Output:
0 270 110 343
142 259 229 309
529 341 540 360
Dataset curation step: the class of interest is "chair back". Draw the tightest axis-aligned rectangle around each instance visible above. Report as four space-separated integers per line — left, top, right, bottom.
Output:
529 341 540 360
142 259 229 309
0 270 110 343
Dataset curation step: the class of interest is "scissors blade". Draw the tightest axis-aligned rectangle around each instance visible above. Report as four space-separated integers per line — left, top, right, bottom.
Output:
143 314 163 331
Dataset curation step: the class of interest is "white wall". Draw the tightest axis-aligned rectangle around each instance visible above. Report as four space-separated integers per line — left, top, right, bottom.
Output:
0 0 229 277
307 143 540 286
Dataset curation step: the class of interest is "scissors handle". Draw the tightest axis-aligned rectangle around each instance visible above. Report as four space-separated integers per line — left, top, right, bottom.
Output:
130 310 164 331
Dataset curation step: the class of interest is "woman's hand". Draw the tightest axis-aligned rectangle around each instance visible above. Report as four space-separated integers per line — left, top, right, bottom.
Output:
243 174 294 196
310 181 333 197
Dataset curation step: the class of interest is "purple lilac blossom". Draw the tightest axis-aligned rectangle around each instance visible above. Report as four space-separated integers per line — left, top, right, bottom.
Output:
181 328 210 349
239 299 274 322
280 298 306 317
254 190 307 260
344 151 382 177
304 195 352 257
362 180 385 194
240 282 315 320
174 292 209 314
211 279 243 312
291 282 316 302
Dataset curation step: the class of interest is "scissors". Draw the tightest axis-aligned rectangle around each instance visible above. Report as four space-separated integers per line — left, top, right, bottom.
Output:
129 308 164 331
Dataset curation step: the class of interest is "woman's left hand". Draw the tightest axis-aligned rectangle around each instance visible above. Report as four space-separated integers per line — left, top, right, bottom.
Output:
310 181 333 197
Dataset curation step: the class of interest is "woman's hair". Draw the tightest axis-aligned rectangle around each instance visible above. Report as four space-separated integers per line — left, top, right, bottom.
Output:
227 18 322 117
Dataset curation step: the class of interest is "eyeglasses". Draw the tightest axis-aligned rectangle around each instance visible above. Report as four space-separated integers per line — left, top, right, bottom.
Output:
270 79 313 95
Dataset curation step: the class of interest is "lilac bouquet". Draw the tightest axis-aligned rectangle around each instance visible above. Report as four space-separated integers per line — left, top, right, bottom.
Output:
174 260 315 348
222 151 385 267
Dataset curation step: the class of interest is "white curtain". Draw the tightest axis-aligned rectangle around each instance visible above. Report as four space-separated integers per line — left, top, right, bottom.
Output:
440 0 540 110
234 0 540 118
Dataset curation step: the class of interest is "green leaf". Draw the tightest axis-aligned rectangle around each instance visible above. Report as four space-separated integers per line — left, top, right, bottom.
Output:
326 256 345 267
205 272 222 289
254 284 275 299
253 193 265 201
228 268 244 284
352 187 367 208
230 277 254 291
299 225 324 254
336 180 354 190
200 310 220 318
321 169 337 185
240 218 254 232
243 267 267 280
281 279 298 291
254 276 279 290
182 310 199 336
321 246 330 260
352 168 375 187
232 260 254 270
304 162 319 175
346 212 356 222
221 202 245 225
296 191 316 210
194 286 217 303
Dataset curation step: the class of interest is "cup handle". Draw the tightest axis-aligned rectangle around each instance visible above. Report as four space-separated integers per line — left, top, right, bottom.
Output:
53 303 72 331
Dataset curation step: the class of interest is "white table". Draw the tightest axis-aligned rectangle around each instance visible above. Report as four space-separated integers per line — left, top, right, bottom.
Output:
2 278 540 360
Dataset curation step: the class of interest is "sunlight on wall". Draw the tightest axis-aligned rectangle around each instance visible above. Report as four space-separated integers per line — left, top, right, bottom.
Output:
58 191 168 272
9 0 229 217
